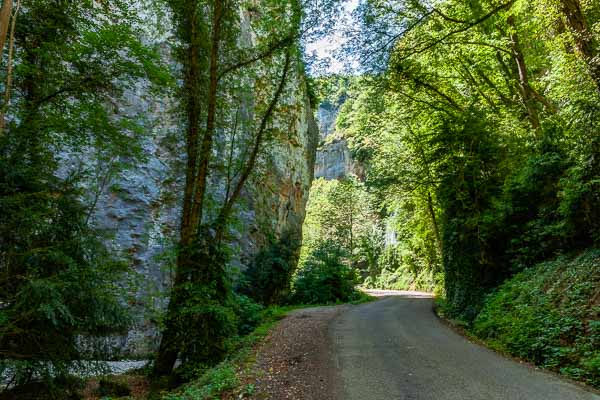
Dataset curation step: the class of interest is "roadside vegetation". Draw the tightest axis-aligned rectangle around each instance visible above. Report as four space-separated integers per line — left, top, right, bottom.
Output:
73 305 295 400
473 250 600 387
157 305 296 400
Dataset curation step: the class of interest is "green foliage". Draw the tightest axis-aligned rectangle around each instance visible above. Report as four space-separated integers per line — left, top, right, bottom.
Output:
497 145 570 267
290 241 360 305
231 294 265 335
96 378 132 398
473 250 600 387
241 234 300 305
301 177 382 282
364 246 442 293
0 0 166 393
335 0 600 321
163 364 239 400
0 375 85 400
436 111 505 320
165 236 237 377
160 303 311 400
298 174 383 303
558 136 600 247
334 75 444 293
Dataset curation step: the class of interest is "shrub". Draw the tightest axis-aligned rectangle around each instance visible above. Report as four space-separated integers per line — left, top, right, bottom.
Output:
231 294 264 335
290 241 359 305
241 234 299 305
96 378 131 397
163 364 239 400
559 135 600 247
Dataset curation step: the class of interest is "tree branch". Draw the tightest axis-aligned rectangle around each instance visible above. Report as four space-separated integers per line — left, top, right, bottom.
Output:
218 35 294 81
398 1 516 61
216 50 292 234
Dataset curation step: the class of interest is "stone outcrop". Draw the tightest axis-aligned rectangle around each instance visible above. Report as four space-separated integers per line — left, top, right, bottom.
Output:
314 137 355 180
314 103 360 180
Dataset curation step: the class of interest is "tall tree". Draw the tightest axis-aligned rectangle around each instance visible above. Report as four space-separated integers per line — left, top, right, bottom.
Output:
154 0 303 376
559 0 600 91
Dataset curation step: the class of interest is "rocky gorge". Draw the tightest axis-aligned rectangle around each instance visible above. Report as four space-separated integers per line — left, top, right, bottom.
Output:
76 7 320 358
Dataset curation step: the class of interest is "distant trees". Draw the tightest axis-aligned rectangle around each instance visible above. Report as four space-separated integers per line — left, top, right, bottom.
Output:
301 177 381 280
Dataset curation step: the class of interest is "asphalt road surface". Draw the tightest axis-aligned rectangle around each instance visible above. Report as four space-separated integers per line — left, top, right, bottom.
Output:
330 292 600 400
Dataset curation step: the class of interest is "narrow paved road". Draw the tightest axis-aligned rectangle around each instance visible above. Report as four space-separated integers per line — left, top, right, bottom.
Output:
330 292 600 400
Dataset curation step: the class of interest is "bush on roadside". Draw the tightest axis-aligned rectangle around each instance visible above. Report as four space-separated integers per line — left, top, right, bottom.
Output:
473 249 600 387
290 241 360 305
232 294 264 335
240 234 300 305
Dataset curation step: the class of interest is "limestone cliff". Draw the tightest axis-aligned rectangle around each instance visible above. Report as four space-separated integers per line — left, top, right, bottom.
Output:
314 103 360 180
83 9 319 356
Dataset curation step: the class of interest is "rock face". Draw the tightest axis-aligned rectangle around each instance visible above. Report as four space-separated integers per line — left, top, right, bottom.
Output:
83 11 319 357
231 92 319 269
314 103 359 180
315 138 355 180
317 103 338 140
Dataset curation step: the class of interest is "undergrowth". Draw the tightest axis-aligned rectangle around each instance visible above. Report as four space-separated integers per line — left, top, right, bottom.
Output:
157 305 291 400
467 249 599 388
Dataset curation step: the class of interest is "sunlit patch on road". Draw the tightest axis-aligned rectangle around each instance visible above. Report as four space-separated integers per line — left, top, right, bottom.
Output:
363 289 433 298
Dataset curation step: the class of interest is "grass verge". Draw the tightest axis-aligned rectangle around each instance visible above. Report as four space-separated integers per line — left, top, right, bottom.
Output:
156 292 375 400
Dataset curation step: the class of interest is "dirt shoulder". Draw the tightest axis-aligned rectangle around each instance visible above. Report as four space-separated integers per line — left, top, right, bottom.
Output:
248 305 349 400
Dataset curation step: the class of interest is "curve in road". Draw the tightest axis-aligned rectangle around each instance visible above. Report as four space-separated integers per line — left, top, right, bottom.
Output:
330 292 600 400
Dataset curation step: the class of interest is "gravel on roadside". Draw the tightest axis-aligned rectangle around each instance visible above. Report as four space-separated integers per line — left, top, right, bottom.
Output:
248 305 348 400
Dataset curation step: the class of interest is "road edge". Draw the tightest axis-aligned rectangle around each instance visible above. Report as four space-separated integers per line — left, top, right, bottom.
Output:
431 299 600 396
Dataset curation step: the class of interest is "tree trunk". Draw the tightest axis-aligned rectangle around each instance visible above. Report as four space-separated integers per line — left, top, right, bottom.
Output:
426 191 443 258
507 16 541 133
154 0 292 377
559 0 600 92
153 0 208 377
0 0 12 56
179 12 202 248
189 0 224 228
0 0 20 135
408 128 443 259
152 269 187 376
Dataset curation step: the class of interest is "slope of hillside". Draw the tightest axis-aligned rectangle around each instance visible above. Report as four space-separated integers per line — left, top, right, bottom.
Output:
473 250 600 387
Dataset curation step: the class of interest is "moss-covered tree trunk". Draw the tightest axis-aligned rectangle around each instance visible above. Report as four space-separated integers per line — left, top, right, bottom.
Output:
154 0 226 377
559 0 600 92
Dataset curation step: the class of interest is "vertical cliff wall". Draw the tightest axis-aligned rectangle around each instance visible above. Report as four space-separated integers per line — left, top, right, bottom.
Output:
82 8 319 357
314 103 360 180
